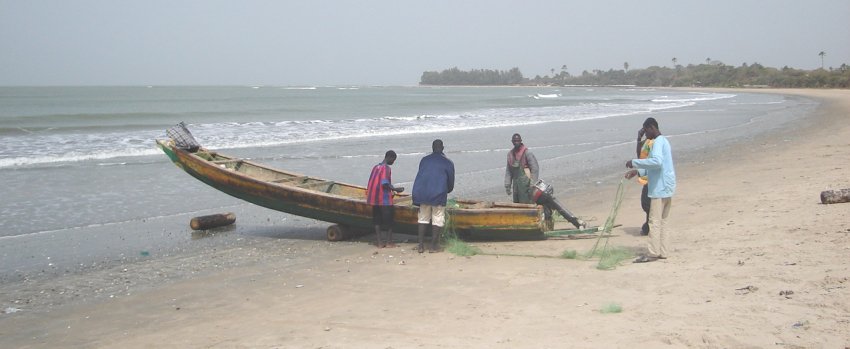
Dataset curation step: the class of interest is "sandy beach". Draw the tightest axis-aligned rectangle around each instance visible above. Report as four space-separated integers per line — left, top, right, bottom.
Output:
1 89 849 348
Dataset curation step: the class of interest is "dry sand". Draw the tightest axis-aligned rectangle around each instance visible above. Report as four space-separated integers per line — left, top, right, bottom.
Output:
1 89 848 348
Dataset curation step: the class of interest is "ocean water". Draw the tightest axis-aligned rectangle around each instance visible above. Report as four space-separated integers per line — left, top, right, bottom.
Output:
0 86 816 278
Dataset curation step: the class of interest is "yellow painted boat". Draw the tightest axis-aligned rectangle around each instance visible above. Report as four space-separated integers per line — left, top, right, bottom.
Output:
156 139 551 241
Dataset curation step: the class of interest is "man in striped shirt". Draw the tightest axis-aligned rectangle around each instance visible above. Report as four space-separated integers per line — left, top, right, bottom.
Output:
366 150 404 248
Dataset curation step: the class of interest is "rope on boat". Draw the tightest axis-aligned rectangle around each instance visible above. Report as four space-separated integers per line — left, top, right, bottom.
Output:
440 201 486 256
442 200 459 239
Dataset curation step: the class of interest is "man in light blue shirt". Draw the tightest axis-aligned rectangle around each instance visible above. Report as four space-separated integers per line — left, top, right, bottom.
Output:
626 117 676 262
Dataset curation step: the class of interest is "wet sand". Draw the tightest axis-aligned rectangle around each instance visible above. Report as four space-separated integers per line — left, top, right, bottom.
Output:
1 89 848 348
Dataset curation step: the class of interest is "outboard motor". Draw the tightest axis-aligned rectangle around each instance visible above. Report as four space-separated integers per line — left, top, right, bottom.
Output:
532 179 586 229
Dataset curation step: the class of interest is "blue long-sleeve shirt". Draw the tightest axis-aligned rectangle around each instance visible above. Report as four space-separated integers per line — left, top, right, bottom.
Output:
412 152 455 206
631 135 676 198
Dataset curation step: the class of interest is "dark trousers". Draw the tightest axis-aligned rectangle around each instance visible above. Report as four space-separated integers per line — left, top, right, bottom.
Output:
640 185 650 235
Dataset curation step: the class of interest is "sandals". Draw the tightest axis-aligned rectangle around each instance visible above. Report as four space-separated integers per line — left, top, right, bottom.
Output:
633 255 659 263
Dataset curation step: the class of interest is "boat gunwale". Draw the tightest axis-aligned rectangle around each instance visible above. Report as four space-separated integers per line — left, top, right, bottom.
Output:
187 147 389 203
178 143 539 212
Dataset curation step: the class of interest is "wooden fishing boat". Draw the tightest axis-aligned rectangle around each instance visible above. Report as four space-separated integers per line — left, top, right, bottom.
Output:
156 138 553 241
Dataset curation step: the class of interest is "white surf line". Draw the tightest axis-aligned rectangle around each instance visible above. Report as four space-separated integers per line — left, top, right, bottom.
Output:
0 204 247 241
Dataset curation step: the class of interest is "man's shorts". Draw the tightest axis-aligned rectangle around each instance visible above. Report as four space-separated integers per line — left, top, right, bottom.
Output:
417 204 446 227
372 206 394 227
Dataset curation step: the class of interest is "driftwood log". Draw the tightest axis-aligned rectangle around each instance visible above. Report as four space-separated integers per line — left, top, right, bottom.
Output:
820 188 850 204
190 212 236 230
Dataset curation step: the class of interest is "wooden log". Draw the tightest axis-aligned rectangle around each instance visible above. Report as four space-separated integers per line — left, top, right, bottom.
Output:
820 188 850 204
190 212 236 230
326 224 349 241
326 224 372 242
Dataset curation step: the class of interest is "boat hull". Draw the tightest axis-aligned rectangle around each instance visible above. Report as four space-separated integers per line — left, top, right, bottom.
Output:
157 140 548 240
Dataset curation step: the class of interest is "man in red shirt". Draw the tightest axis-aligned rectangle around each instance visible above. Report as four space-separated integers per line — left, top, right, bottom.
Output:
366 150 404 247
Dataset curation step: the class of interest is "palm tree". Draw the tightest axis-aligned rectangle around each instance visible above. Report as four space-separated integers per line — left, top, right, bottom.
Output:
819 51 826 69
672 57 678 67
705 57 711 64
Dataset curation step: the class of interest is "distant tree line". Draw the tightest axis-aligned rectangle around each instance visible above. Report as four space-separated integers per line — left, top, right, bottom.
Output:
420 67 524 85
420 61 850 88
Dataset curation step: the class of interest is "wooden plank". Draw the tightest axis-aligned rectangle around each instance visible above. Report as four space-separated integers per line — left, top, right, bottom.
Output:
270 176 307 184
212 159 241 165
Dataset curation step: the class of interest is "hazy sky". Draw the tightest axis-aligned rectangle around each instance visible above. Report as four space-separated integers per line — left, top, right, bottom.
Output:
2 0 848 86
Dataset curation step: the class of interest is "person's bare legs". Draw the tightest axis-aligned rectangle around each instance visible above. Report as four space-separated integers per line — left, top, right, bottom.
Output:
385 228 396 248
374 225 385 248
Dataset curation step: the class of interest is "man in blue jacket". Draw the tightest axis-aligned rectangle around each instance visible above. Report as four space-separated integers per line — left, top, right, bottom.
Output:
412 139 455 253
626 117 676 263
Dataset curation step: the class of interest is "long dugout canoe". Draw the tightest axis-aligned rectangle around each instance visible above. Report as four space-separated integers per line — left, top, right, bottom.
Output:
156 139 550 241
